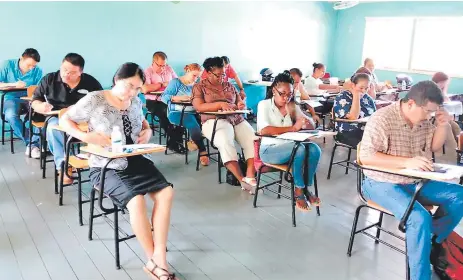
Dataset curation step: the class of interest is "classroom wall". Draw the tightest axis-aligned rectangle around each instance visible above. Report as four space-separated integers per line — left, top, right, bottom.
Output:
0 1 337 88
331 1 463 93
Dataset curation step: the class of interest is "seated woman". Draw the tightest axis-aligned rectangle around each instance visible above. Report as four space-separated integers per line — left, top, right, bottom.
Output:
353 67 376 99
289 68 320 124
432 71 461 142
304 63 342 116
60 63 176 280
333 73 376 148
257 71 322 212
161 63 209 166
304 62 342 95
192 57 257 193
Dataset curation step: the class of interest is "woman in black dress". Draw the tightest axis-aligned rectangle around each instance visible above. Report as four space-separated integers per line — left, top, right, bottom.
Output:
60 63 177 280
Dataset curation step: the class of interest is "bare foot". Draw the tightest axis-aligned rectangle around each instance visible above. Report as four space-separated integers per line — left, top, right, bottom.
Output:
199 152 209 166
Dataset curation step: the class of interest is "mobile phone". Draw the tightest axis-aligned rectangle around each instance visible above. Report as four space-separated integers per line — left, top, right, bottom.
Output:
432 166 448 173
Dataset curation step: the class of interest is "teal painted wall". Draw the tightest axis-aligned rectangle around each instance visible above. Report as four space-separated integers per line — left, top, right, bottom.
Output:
0 1 336 88
331 1 463 93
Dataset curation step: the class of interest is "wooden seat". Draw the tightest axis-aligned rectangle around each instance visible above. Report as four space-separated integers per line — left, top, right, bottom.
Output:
68 156 89 169
32 121 45 128
366 200 393 215
262 163 290 172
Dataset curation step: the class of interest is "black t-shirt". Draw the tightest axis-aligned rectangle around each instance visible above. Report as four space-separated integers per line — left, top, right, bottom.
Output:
32 70 103 111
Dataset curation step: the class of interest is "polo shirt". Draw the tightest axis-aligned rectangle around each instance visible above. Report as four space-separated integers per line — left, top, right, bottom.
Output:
144 64 178 101
0 59 43 99
257 98 304 146
360 101 435 184
32 70 102 111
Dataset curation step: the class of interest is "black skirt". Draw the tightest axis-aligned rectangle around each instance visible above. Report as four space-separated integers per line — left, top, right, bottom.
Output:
89 155 172 207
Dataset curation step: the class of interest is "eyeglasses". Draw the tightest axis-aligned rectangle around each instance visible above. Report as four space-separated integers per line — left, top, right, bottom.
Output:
123 81 142 93
154 61 167 68
209 71 226 79
61 67 80 77
274 87 293 99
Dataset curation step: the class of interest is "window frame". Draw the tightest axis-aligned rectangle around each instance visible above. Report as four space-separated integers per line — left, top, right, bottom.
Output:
363 16 463 78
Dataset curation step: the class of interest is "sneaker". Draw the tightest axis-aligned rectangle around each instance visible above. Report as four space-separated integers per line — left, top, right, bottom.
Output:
27 146 41 159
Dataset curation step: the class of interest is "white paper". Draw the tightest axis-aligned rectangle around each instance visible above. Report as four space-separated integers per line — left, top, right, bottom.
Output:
301 100 323 108
403 163 463 181
276 132 315 141
122 144 164 149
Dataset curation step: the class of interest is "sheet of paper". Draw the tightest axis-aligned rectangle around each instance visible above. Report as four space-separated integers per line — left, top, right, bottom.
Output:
276 132 316 141
122 144 165 149
403 163 463 181
301 100 323 108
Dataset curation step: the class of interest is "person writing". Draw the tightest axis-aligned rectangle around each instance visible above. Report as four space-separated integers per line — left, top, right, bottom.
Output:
257 71 322 211
60 62 177 280
359 81 463 280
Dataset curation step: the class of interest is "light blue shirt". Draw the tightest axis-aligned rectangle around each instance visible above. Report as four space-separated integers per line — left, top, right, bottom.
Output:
160 78 194 112
0 58 43 99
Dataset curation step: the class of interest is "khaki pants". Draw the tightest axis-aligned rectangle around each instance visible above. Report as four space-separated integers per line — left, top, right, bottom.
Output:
202 119 256 164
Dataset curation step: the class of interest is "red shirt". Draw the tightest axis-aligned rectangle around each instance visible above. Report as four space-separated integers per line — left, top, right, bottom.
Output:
200 64 237 81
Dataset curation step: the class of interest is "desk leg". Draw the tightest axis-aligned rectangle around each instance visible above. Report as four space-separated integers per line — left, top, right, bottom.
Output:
399 179 428 233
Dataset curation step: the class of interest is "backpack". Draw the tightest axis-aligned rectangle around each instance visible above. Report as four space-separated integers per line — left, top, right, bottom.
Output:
226 154 247 186
431 231 463 280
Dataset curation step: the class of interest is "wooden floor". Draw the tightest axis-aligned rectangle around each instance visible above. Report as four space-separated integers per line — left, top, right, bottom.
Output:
0 134 452 280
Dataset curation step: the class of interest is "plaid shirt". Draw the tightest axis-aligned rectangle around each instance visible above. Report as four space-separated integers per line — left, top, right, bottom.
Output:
360 101 436 184
192 79 244 126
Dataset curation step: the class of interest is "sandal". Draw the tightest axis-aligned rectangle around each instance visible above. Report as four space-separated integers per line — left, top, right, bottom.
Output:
187 140 198 151
199 154 210 166
295 193 311 212
241 177 257 194
305 190 321 207
143 258 177 280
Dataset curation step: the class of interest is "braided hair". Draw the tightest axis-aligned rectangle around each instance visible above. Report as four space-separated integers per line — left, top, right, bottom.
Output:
266 70 294 99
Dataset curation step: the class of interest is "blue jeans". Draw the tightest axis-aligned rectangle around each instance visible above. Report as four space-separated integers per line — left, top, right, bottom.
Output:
362 177 463 280
168 111 206 152
45 117 65 170
260 142 321 188
3 97 40 147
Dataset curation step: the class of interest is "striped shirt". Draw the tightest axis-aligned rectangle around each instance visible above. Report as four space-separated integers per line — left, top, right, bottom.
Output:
360 101 435 184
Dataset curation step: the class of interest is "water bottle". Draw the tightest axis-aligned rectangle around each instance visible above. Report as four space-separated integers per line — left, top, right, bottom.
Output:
111 126 123 153
401 80 406 90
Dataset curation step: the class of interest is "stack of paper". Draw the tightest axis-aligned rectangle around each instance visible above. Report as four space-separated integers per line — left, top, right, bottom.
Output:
301 100 323 108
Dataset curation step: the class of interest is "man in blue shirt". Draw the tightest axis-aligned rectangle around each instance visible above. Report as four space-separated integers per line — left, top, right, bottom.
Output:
0 48 43 158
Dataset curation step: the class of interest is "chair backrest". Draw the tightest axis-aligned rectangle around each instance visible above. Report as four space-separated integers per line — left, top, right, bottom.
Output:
27 85 37 98
356 143 362 165
254 139 263 171
323 72 331 79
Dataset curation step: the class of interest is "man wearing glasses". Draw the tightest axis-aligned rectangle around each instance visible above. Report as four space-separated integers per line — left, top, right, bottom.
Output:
31 53 102 183
359 81 463 280
142 51 178 144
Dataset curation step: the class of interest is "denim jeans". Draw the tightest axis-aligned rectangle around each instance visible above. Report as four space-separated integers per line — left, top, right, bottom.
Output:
362 177 463 280
45 117 65 170
3 97 40 147
168 111 206 152
260 142 321 189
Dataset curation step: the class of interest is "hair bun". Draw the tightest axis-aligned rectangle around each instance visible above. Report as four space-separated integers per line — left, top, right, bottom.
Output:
312 63 318 67
283 70 291 76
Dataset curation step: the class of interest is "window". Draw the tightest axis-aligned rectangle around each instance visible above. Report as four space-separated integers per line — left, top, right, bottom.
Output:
363 17 463 77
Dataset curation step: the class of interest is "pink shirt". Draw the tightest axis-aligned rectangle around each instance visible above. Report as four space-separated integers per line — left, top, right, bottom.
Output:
200 64 237 81
144 64 178 101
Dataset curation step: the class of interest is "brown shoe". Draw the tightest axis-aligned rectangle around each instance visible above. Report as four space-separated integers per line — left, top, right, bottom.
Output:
60 168 74 185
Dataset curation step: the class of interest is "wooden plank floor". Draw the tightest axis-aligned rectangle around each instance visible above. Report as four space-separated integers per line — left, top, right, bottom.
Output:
0 134 451 280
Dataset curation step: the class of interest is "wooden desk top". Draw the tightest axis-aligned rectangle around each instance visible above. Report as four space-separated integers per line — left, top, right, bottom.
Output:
146 91 164 95
81 144 166 159
49 123 89 132
171 100 193 106
202 110 250 115
335 117 370 123
0 86 27 92
43 110 60 116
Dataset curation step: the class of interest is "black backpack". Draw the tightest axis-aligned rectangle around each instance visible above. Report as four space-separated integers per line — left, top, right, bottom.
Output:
226 154 247 186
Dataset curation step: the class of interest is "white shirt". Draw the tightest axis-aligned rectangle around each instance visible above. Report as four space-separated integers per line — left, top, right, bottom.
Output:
304 76 323 95
257 98 305 145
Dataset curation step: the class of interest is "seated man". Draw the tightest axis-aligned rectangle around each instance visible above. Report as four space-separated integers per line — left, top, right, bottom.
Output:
142 51 178 144
200 56 246 99
31 53 102 183
0 48 43 157
360 81 463 280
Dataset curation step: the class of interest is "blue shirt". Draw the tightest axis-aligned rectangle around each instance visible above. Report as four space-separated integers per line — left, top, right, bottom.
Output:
160 78 194 112
0 59 43 99
333 90 376 133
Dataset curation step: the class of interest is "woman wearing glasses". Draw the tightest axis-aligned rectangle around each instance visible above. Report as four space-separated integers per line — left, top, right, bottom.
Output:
257 71 322 211
60 63 177 280
192 57 257 193
333 73 376 147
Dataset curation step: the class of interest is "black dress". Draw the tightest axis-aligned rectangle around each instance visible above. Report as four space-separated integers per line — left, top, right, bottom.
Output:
89 112 172 207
